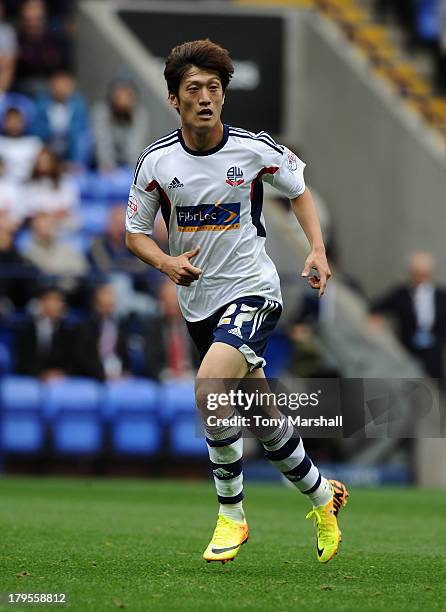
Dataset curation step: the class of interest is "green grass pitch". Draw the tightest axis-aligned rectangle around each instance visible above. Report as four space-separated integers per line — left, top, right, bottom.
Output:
0 477 445 611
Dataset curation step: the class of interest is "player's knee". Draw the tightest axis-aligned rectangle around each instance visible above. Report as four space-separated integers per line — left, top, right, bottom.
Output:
195 379 207 414
195 378 219 415
195 377 234 419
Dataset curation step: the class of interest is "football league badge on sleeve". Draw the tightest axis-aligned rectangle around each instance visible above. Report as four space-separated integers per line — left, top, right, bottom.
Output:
127 194 138 219
226 166 245 187
287 152 298 171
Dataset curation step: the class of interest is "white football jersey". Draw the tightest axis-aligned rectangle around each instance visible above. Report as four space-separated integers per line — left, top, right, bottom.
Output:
126 124 306 322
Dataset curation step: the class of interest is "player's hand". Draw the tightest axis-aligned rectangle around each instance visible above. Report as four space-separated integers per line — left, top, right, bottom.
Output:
301 248 331 297
161 245 202 286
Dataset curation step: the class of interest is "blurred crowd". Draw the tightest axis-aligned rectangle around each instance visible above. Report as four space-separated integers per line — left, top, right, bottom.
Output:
0 0 196 383
374 0 446 93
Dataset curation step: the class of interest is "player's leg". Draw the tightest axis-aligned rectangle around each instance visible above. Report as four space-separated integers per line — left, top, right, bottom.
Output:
195 342 249 563
244 368 332 502
191 295 283 559
196 341 248 524
244 368 348 563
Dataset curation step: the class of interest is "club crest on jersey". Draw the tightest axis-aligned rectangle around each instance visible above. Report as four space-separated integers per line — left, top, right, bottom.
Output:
127 195 138 219
226 166 244 187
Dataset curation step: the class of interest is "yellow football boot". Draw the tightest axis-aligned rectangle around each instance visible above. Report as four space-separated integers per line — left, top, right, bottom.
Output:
306 479 349 564
203 514 249 564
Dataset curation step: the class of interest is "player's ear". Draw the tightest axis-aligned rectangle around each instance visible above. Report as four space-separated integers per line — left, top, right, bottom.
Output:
168 92 179 111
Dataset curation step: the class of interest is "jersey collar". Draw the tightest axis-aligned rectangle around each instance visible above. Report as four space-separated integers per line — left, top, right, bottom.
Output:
178 124 229 156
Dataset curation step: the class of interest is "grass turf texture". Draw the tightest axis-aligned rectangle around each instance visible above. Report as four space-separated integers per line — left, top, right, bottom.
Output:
0 479 445 612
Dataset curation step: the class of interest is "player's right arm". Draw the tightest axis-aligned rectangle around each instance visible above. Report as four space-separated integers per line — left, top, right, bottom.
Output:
125 232 202 286
125 166 202 286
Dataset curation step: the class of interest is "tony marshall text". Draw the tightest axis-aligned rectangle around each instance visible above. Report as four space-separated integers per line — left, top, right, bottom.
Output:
206 415 343 428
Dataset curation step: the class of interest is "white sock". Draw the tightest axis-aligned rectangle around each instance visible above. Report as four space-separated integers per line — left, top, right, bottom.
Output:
219 502 245 523
308 477 332 508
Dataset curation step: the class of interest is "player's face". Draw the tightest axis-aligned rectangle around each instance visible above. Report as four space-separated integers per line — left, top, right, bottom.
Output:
169 67 224 131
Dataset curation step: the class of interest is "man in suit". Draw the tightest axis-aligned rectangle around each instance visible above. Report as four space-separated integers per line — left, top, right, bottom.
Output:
74 283 130 381
370 251 446 378
15 286 74 379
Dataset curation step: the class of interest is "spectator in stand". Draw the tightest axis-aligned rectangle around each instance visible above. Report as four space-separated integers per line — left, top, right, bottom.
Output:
0 0 17 93
0 90 36 126
0 106 42 182
34 70 92 168
89 204 141 275
23 211 87 299
2 0 77 23
0 210 35 311
88 203 159 315
25 146 79 223
370 250 446 378
142 279 198 381
93 77 150 172
0 157 25 227
15 286 74 379
15 0 71 96
74 283 130 381
2 0 77 46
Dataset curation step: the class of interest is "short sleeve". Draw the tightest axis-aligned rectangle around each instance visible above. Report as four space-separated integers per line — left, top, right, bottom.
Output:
125 159 160 234
261 143 306 199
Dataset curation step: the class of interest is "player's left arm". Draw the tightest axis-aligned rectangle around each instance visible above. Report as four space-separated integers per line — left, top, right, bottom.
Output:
259 138 331 296
291 187 331 297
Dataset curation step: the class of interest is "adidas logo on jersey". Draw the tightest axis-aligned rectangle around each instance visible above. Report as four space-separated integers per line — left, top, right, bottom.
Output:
228 327 242 339
168 177 184 189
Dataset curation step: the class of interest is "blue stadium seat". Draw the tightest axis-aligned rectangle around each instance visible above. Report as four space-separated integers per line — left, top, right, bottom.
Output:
161 380 206 457
112 414 161 456
104 379 161 455
103 167 133 201
104 379 159 416
75 171 109 200
0 376 44 453
0 342 13 374
0 325 14 366
43 378 103 455
161 379 196 424
169 412 207 457
76 169 132 202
